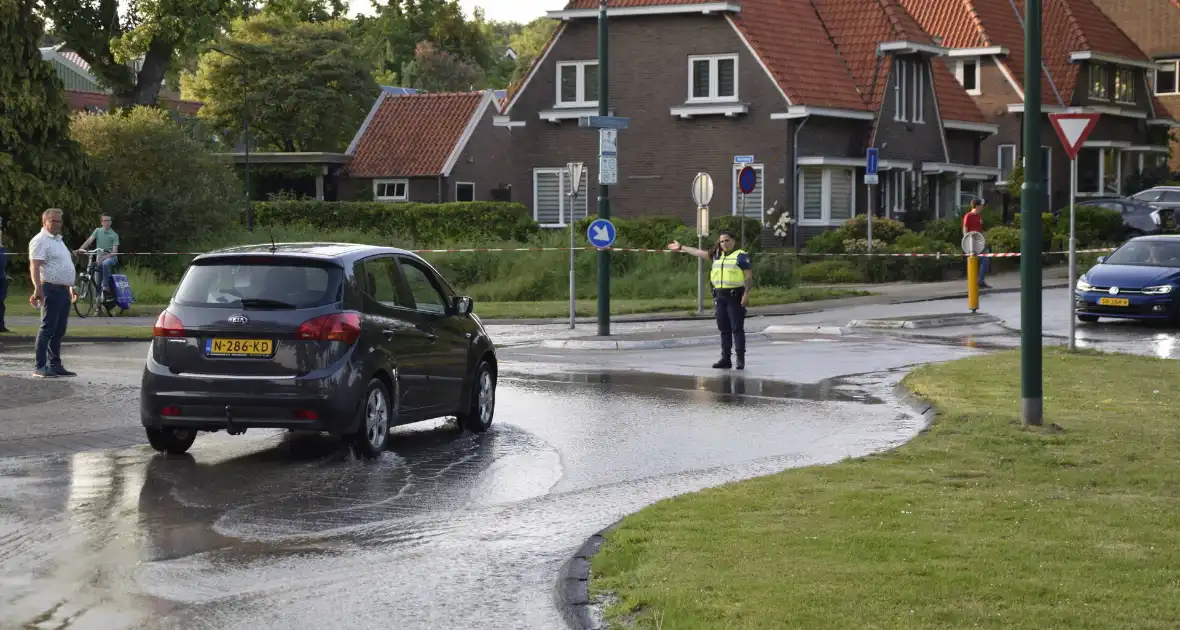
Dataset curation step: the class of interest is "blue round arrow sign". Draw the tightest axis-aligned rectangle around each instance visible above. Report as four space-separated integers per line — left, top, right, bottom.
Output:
586 218 617 249
738 166 757 194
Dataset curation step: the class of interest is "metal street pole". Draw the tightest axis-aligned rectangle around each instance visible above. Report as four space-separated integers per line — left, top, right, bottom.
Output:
867 184 875 252
243 65 252 232
697 234 704 313
1067 158 1077 351
595 0 611 336
569 200 577 330
1020 0 1044 426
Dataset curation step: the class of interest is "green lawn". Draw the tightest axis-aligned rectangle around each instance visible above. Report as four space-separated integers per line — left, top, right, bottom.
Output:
4 287 865 323
589 348 1180 629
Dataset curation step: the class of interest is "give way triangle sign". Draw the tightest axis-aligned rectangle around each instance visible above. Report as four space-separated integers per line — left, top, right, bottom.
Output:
1049 112 1101 160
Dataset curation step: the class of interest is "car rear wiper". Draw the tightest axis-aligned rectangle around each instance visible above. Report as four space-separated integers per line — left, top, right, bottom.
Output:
238 298 297 310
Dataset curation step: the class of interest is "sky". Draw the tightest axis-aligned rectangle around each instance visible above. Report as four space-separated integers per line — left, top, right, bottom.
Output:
348 1 562 23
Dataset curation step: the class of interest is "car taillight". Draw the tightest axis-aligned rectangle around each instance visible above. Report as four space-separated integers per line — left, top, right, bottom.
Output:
153 311 185 337
297 312 361 344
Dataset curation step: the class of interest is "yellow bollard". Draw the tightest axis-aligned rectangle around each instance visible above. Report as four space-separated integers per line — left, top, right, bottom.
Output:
967 255 979 312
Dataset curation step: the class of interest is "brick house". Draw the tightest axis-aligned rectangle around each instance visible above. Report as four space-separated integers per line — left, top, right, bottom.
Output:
494 0 998 245
1089 0 1180 171
40 44 202 115
343 89 513 203
901 0 1180 213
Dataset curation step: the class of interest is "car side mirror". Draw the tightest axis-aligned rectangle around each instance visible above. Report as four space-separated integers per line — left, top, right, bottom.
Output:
1097 256 1106 264
454 296 474 315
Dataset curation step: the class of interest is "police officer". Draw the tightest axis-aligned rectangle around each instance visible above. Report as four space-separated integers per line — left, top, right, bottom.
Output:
668 230 752 369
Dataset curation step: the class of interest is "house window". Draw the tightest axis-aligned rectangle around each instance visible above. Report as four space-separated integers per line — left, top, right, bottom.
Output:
894 59 908 122
798 167 855 225
1076 147 1121 195
533 168 588 227
997 144 1016 183
886 170 909 216
456 182 475 202
1114 67 1135 104
374 179 408 201
1089 64 1109 100
1155 60 1179 95
912 61 925 123
731 163 764 221
956 58 981 95
689 54 738 102
556 61 598 107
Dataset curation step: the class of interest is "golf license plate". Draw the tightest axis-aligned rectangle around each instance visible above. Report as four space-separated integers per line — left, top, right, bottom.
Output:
1098 297 1130 307
205 338 274 357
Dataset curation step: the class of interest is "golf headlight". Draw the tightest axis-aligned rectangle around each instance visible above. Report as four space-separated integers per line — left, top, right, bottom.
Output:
1143 285 1174 295
1076 278 1094 292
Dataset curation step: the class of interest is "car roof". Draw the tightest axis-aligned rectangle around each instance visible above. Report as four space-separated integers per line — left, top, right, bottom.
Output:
191 242 416 264
1139 186 1180 191
1130 235 1180 243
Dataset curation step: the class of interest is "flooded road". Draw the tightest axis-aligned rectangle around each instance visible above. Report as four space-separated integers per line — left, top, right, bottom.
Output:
0 333 973 630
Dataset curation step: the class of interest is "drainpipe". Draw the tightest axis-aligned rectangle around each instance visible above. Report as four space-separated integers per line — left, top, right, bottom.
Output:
438 175 444 203
792 114 811 252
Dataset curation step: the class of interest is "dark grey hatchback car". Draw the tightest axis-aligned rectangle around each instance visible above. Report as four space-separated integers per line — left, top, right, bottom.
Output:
140 243 497 458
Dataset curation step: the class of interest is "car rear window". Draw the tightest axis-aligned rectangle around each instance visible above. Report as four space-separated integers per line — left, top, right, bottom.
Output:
174 258 343 308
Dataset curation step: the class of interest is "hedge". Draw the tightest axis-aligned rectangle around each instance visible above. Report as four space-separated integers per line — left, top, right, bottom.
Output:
251 201 538 245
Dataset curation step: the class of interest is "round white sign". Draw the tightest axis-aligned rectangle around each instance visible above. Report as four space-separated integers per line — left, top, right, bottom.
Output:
692 172 714 207
961 231 986 255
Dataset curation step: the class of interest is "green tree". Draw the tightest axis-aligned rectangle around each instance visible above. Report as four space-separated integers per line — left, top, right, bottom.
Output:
256 0 347 22
183 15 379 152
401 40 486 91
70 107 242 275
39 0 245 107
0 0 94 248
358 0 492 86
507 17 557 83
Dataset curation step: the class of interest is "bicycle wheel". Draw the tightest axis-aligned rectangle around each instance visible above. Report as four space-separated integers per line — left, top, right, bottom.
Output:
74 276 97 318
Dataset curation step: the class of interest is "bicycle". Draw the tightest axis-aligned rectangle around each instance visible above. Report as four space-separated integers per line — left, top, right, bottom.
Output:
73 249 118 318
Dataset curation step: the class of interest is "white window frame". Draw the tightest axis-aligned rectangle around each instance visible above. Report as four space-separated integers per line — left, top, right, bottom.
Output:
912 61 925 123
1076 147 1122 196
797 167 857 226
1154 60 1180 95
687 54 739 103
532 167 587 228
1089 64 1110 100
1114 67 1136 104
555 60 598 108
374 178 409 202
955 58 982 95
997 144 1017 184
894 60 908 122
731 163 764 221
455 181 475 202
885 170 908 217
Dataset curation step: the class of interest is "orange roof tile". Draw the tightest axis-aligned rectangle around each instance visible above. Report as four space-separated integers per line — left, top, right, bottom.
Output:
347 91 488 178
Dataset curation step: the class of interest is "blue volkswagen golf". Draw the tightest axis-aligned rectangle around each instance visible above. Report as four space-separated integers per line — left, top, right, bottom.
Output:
1075 236 1180 324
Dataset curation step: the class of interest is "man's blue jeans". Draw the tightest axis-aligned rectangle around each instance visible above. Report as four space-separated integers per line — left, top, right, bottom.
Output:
35 284 70 370
979 248 991 286
99 256 117 294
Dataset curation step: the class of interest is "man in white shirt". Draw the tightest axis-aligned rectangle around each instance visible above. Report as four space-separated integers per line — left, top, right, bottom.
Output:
28 208 78 378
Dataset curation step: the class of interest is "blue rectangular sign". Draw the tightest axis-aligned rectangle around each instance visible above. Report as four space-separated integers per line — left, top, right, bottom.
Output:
865 148 879 175
579 115 631 129
733 155 755 164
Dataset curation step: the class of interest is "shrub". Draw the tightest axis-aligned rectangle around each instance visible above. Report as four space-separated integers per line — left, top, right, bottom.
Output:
70 107 243 278
1051 205 1124 248
574 215 685 250
752 254 797 288
798 260 866 284
832 215 910 244
919 218 961 248
251 200 537 245
985 226 1021 253
801 230 846 254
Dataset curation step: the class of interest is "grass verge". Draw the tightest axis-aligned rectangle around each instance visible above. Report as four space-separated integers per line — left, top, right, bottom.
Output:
589 348 1180 629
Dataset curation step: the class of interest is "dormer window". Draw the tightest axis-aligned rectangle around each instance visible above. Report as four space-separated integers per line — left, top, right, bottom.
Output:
955 58 981 95
894 59 925 123
1114 67 1135 104
1155 60 1179 95
1089 64 1109 100
688 54 738 102
556 61 598 108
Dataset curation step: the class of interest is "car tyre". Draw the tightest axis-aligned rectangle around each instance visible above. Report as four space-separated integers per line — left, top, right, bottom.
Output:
351 378 391 459
145 427 197 455
457 360 495 433
1077 314 1099 323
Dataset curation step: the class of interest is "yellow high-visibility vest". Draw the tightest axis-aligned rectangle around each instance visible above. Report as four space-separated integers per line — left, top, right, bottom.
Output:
710 249 747 289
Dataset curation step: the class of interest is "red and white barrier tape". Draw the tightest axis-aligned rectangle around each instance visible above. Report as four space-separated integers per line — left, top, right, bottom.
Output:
1 247 1117 257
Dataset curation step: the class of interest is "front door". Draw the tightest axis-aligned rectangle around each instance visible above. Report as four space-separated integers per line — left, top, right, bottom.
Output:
394 256 469 412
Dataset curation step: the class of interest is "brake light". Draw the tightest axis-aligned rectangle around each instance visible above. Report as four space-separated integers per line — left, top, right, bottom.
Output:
294 409 319 420
161 406 181 416
153 311 185 337
297 312 361 344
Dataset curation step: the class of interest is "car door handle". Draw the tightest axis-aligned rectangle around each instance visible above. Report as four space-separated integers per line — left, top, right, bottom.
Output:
382 329 396 340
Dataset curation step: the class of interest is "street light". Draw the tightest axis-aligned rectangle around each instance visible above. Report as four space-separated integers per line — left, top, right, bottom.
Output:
212 46 252 232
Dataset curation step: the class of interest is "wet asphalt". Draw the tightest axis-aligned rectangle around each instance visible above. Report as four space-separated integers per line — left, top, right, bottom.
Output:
1 291 1176 629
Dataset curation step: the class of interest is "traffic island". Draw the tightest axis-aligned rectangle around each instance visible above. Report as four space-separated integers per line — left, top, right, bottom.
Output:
846 312 1002 329
579 348 1180 628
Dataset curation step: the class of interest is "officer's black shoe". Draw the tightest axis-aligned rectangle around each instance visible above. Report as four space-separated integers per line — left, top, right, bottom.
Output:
735 354 745 370
712 356 732 369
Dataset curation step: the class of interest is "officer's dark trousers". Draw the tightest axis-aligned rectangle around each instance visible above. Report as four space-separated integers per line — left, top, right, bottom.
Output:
714 287 746 356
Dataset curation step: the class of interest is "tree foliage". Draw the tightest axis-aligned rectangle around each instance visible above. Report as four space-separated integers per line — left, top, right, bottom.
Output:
0 0 94 248
184 15 379 152
401 41 485 92
505 18 557 83
69 107 242 274
357 0 492 87
39 0 245 107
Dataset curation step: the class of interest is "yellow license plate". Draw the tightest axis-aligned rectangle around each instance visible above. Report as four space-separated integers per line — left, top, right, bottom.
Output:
1098 297 1130 307
206 338 274 357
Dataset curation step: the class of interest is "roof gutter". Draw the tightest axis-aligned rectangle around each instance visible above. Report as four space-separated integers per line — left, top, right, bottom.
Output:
1069 51 1159 72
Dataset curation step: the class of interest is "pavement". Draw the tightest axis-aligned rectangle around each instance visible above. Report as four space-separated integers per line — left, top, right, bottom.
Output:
2 271 1176 630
